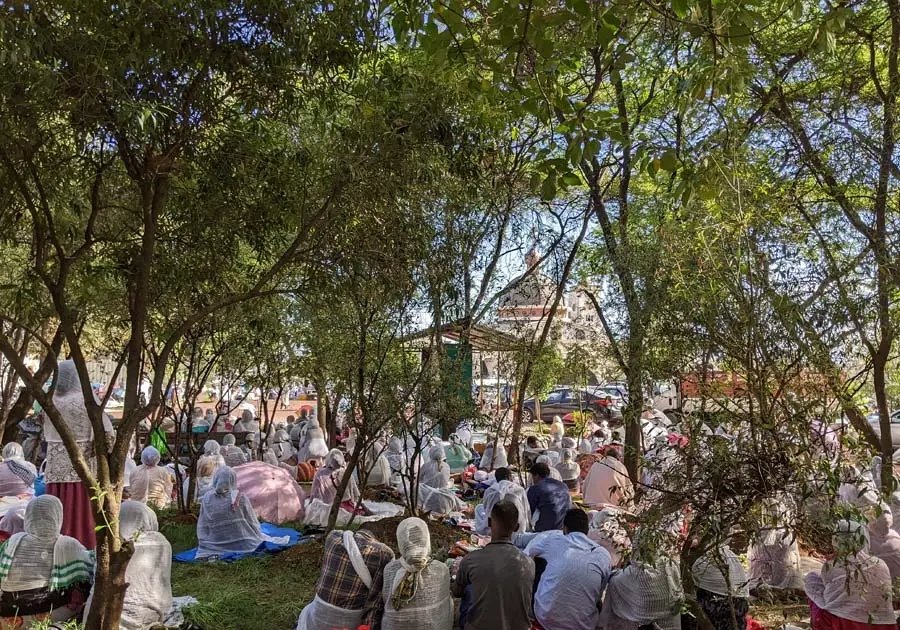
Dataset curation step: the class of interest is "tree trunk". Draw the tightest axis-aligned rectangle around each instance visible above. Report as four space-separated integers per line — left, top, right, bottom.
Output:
84 497 133 630
622 345 643 481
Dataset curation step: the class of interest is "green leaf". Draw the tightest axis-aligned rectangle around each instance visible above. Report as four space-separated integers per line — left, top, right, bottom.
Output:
572 0 591 18
672 0 689 19
541 175 558 201
659 149 679 172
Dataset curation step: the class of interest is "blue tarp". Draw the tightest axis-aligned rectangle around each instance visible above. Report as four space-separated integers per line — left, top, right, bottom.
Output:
174 523 307 563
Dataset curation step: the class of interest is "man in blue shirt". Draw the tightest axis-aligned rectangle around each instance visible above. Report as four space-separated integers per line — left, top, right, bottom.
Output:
525 509 611 630
526 461 572 531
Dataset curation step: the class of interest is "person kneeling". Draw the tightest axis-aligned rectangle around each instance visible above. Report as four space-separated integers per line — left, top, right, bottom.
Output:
196 467 265 560
0 495 93 626
297 529 394 630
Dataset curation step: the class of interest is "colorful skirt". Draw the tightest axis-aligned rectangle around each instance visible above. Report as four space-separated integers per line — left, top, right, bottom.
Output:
809 601 896 630
45 482 96 550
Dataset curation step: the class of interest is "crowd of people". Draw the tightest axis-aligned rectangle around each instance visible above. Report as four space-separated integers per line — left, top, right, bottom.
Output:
0 359 897 629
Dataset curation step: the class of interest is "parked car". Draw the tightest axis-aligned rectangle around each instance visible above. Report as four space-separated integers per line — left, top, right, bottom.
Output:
866 410 900 449
522 388 614 424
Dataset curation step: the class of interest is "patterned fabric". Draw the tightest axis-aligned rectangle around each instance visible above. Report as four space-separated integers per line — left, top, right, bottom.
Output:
696 588 748 630
315 530 393 627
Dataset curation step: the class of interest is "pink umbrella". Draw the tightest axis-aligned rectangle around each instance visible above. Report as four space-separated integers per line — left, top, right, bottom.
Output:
234 461 306 525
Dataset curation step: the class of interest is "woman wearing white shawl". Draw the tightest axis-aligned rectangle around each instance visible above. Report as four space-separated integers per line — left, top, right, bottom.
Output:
234 409 260 433
748 496 803 590
0 443 36 497
691 542 750 629
46 359 116 549
868 505 900 580
381 517 452 630
587 508 630 567
598 527 683 630
361 441 392 487
299 426 329 466
86 501 173 629
222 433 248 467
474 472 530 536
196 467 265 559
582 447 633 508
478 443 508 470
195 440 225 498
419 445 451 489
272 429 297 464
310 449 360 508
385 438 406 481
0 495 92 624
555 448 580 490
130 446 175 509
548 416 565 448
805 519 895 629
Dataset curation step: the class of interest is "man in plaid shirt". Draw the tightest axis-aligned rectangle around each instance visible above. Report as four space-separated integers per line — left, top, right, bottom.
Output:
314 528 394 629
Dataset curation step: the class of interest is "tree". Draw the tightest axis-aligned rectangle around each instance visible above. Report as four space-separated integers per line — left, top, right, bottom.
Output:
0 3 444 626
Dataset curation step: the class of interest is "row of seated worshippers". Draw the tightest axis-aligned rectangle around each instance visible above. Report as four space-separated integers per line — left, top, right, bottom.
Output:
297 495 751 630
0 495 172 629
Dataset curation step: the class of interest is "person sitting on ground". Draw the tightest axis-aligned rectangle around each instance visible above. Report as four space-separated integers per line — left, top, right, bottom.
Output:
0 504 26 536
88 501 172 629
535 454 563 483
805 519 895 630
381 517 452 630
526 435 540 450
445 433 472 473
194 440 224 498
587 507 631 567
598 526 684 630
234 409 260 434
556 448 580 490
868 504 900 580
240 432 260 462
196 467 265 559
298 425 329 466
385 437 406 481
221 433 247 467
310 449 361 510
361 440 392 487
0 442 36 497
0 495 92 626
582 445 633 508
453 500 535 630
691 539 750 630
297 528 394 630
475 467 531 536
479 443 509 470
748 495 803 590
525 508 611 630
130 446 175 509
420 444 452 489
271 429 297 466
527 462 572 532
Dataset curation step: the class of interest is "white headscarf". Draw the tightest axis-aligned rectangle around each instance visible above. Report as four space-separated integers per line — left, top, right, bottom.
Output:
391 517 432 609
324 449 345 470
2 443 25 461
692 544 749 597
203 440 220 456
120 500 160 539
223 434 236 447
141 446 161 467
212 466 239 505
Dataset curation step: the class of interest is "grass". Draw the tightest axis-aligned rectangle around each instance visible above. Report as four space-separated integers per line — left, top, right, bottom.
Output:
161 517 322 630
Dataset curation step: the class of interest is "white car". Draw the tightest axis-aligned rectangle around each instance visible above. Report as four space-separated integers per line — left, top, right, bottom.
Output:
867 410 900 449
